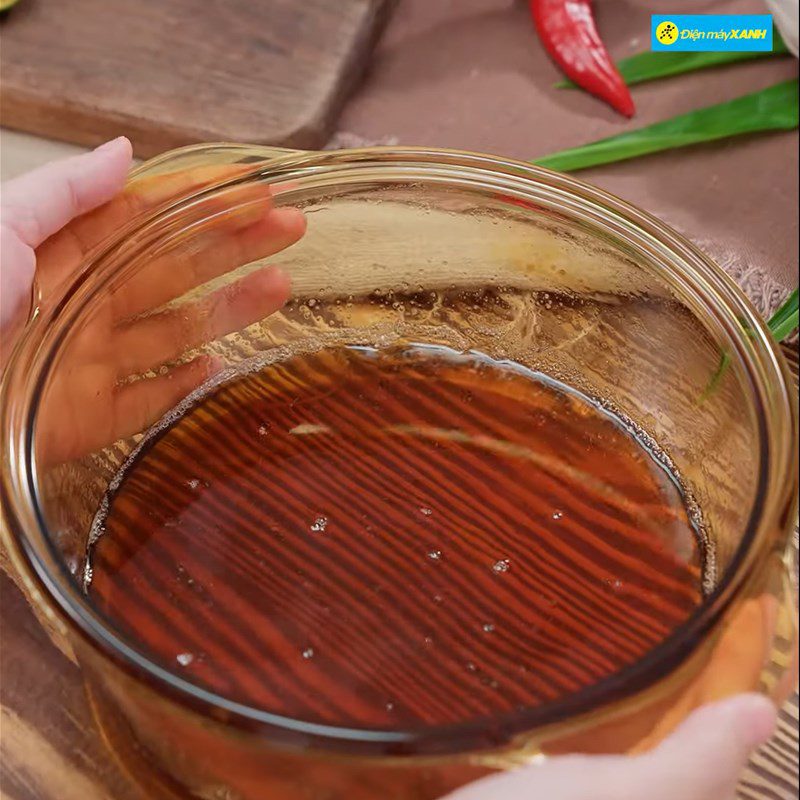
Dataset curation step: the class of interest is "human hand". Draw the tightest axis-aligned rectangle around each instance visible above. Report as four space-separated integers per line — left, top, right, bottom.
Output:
1 137 306 464
1 137 133 361
443 694 775 800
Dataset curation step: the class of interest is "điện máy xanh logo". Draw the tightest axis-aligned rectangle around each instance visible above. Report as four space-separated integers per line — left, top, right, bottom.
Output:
651 14 774 52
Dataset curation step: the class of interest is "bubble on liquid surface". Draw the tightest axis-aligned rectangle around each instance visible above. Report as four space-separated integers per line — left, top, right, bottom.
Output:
427 550 442 561
290 423 330 436
482 623 495 633
302 647 315 659
176 653 194 667
310 517 328 533
552 510 563 521
492 558 510 574
258 424 269 436
186 479 200 490
419 507 433 517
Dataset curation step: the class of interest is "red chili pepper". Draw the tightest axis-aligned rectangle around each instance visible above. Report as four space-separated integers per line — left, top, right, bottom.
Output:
529 0 635 117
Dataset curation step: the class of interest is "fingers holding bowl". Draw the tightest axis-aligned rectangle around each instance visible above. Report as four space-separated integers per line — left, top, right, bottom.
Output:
110 265 292 379
60 200 304 373
34 163 289 302
37 199 304 464
108 204 305 323
442 695 776 800
37 355 224 468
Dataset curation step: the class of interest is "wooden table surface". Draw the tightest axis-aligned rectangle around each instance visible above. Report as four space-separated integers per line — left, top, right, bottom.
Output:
0 569 148 800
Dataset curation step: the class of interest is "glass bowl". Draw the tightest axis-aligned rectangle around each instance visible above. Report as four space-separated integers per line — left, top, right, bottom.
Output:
1 144 797 800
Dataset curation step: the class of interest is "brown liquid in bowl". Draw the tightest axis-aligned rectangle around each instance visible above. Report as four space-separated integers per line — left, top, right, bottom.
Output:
88 345 704 728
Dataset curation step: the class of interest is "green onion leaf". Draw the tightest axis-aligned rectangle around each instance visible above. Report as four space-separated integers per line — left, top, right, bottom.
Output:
535 79 798 173
767 288 799 341
700 289 797 401
555 30 789 89
699 352 732 402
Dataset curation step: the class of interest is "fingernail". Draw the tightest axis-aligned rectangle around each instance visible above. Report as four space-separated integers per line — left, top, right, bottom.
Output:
94 136 128 153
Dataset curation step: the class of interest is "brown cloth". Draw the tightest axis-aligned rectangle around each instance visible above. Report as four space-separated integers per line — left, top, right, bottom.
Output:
338 0 799 292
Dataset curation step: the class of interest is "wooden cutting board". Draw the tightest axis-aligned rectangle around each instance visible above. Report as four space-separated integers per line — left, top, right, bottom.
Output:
0 0 393 158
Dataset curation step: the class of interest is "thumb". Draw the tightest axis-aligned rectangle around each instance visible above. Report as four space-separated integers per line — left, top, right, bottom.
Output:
442 694 776 800
1 136 133 248
638 693 776 799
